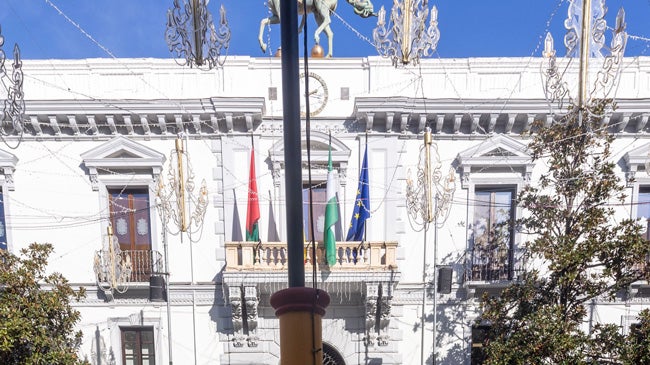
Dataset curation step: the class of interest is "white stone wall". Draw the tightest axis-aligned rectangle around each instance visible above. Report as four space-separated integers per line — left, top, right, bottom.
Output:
5 56 650 364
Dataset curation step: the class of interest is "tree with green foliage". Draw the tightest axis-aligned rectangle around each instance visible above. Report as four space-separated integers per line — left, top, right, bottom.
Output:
479 102 650 364
0 243 87 364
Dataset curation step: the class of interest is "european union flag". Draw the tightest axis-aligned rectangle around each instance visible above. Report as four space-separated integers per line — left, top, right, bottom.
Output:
346 146 370 241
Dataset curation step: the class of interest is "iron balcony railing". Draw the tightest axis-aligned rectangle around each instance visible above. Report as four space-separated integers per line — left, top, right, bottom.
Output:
95 249 163 283
466 246 524 282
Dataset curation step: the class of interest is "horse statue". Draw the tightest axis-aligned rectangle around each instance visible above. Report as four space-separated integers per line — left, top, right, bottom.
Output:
258 0 375 58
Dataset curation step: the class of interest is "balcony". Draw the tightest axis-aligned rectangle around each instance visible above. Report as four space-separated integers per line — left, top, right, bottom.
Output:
94 249 163 283
465 246 523 299
225 240 397 271
223 240 399 296
222 241 400 348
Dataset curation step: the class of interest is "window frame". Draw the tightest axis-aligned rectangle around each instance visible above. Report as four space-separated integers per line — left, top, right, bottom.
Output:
636 186 650 239
302 184 329 243
108 315 161 365
471 185 517 281
0 149 18 252
81 137 165 254
268 131 351 242
470 324 491 365
457 135 532 283
108 188 153 251
120 326 156 365
0 189 7 251
624 142 650 224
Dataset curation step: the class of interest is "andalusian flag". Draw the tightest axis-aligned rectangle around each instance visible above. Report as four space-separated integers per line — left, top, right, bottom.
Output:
324 140 339 266
245 148 260 242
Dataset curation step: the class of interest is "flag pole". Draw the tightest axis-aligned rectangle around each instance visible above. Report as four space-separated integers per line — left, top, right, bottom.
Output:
363 131 368 243
270 0 329 363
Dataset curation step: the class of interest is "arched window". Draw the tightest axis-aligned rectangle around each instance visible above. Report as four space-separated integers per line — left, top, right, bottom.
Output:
322 343 345 365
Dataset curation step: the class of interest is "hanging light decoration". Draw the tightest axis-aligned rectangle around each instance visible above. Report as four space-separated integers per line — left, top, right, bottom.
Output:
0 25 25 135
406 128 455 228
543 0 627 112
156 134 209 237
94 225 133 297
165 0 231 69
373 0 440 66
405 127 455 365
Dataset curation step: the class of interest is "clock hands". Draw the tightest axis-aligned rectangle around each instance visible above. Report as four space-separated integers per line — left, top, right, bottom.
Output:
298 72 327 116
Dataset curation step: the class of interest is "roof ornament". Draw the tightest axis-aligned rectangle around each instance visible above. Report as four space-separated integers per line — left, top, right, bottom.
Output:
258 0 376 58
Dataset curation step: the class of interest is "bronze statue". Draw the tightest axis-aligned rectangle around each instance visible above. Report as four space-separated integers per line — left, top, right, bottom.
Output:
258 0 375 58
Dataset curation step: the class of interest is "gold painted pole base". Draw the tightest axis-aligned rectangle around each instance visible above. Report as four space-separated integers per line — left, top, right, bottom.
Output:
270 287 331 365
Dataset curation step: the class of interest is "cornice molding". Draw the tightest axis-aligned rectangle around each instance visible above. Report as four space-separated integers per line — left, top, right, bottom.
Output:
354 97 650 135
21 97 265 137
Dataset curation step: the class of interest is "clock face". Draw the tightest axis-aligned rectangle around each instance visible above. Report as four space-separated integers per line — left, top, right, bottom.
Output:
299 72 328 117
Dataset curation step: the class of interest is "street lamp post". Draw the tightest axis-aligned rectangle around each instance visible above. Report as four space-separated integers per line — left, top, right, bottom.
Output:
406 127 455 364
156 134 208 365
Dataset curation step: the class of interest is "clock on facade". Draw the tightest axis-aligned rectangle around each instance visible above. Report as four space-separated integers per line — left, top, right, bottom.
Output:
299 72 328 117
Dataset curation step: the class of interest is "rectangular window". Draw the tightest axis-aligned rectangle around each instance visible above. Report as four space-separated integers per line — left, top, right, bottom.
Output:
471 325 490 365
121 327 155 365
302 186 327 242
471 187 515 281
109 188 153 281
638 187 650 238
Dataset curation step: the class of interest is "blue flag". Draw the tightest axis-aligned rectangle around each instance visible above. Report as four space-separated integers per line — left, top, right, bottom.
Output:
346 146 370 241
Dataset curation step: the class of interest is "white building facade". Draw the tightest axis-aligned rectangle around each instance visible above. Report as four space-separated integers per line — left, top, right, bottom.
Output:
4 56 650 364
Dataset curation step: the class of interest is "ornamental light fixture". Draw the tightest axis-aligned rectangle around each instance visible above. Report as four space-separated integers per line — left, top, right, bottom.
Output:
93 225 133 297
543 0 627 112
165 0 231 69
405 127 455 365
373 0 440 66
156 135 209 237
0 25 25 136
154 134 209 364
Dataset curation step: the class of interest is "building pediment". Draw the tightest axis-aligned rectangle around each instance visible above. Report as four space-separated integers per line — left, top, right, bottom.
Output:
81 136 165 190
269 130 351 166
456 134 533 187
624 142 650 184
0 149 18 191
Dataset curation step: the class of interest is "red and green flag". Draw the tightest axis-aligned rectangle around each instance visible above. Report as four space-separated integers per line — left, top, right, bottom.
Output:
245 148 260 242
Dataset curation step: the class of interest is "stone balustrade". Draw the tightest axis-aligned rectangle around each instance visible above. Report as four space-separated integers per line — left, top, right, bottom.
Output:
224 241 398 271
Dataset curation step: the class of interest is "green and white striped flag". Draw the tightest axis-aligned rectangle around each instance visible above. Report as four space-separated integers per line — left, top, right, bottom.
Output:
324 140 339 266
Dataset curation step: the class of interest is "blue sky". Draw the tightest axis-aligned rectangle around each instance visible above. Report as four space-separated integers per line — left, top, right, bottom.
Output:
0 0 648 60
